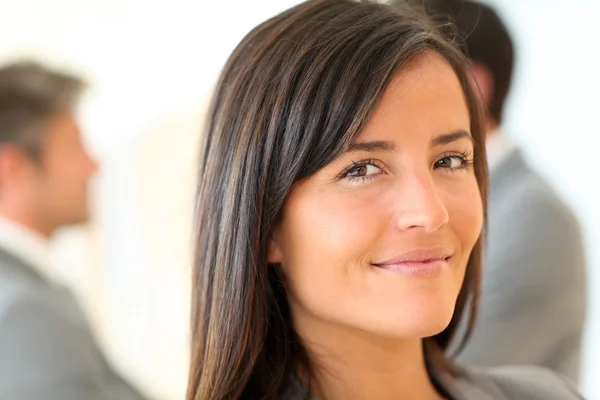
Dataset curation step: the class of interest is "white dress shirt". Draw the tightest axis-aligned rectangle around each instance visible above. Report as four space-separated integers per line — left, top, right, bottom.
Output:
0 217 56 284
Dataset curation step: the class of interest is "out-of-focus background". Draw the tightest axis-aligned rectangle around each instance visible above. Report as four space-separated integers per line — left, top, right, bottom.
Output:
0 0 598 399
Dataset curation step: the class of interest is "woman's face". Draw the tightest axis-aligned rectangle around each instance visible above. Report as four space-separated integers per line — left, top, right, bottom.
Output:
269 53 483 339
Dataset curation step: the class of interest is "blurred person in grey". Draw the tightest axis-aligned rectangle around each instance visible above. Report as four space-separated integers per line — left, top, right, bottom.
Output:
411 0 587 382
0 61 147 400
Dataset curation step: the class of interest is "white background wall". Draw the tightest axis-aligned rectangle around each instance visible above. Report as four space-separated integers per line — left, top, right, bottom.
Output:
0 0 598 399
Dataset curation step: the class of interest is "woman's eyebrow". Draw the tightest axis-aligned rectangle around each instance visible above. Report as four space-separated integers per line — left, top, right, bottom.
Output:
430 129 473 147
346 140 398 153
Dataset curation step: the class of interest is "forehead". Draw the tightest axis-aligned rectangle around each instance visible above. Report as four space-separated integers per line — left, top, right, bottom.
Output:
357 52 470 143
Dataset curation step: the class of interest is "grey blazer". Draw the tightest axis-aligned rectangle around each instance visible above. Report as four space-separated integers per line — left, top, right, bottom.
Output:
0 247 148 400
455 150 587 382
282 365 585 399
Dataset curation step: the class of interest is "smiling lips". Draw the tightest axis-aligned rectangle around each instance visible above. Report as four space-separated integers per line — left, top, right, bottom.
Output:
372 248 453 278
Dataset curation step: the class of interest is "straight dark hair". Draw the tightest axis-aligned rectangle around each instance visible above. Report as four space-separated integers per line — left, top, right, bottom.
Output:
188 1 487 399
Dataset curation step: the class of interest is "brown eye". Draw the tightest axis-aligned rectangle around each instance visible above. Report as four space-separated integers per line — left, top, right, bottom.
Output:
345 163 381 178
435 156 466 169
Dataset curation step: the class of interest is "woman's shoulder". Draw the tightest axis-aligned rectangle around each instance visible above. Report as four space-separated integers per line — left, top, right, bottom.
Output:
453 365 585 400
280 366 585 400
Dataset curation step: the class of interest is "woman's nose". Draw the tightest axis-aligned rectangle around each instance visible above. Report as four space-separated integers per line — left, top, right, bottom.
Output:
392 172 449 232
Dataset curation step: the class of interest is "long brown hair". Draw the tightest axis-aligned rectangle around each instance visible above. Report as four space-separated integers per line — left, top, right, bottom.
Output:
188 1 487 399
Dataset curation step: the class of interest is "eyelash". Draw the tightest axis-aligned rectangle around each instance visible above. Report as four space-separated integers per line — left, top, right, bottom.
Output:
338 159 385 184
338 150 475 184
434 149 475 172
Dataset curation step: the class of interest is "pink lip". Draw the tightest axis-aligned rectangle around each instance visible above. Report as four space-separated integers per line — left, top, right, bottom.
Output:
373 248 453 278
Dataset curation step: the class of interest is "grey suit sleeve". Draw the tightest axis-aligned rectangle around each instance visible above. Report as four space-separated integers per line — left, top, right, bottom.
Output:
456 193 587 382
0 294 148 400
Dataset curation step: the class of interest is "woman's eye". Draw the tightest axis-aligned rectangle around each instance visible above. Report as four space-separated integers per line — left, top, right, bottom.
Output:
346 163 381 178
339 161 385 183
435 155 467 170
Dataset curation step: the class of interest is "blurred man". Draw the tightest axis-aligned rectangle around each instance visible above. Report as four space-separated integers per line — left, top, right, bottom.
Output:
0 61 147 399
410 0 587 382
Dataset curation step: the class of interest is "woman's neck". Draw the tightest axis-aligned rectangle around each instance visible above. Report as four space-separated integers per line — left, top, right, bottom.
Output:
294 313 446 400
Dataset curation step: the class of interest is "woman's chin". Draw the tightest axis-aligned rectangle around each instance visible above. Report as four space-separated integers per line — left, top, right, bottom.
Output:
361 302 456 339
